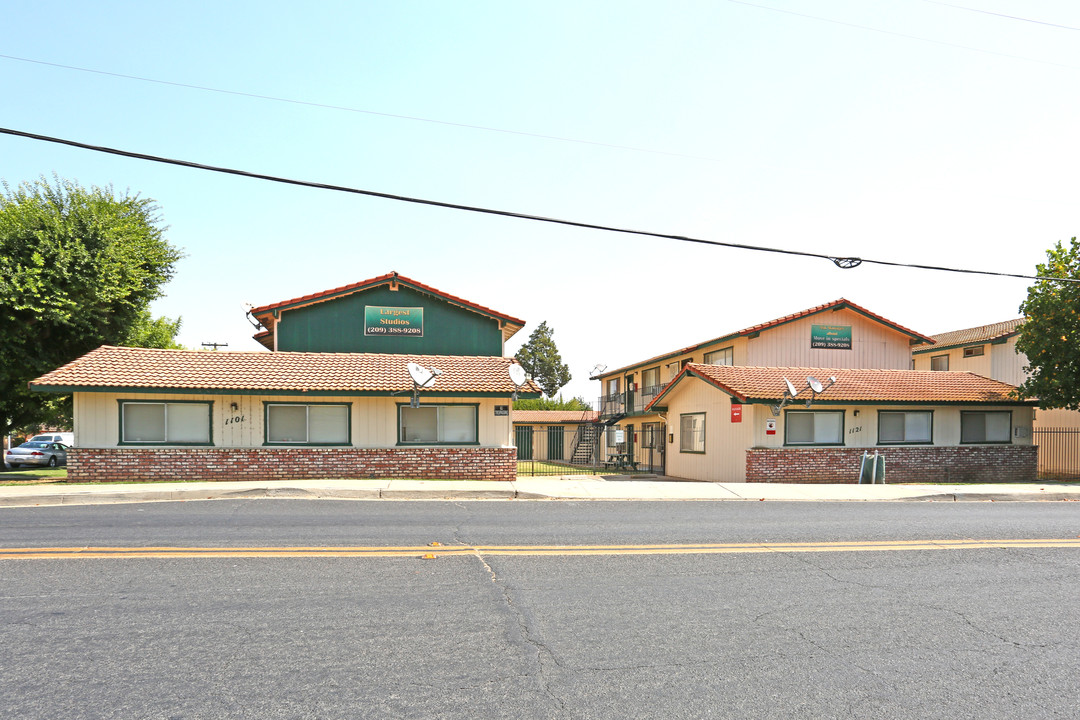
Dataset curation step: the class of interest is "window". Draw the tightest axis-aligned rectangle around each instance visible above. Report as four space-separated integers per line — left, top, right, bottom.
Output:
704 347 734 366
961 411 1011 444
785 410 844 445
641 422 661 449
606 425 625 451
878 411 932 444
680 413 705 453
266 403 349 444
642 367 661 395
963 345 985 358
930 355 949 371
399 404 477 444
121 401 211 444
681 358 693 368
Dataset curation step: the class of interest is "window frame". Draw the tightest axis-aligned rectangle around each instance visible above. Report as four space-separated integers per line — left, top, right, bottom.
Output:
397 403 480 446
703 346 734 366
641 367 662 396
118 399 213 446
679 412 706 454
930 354 949 371
963 345 985 358
641 422 661 449
264 401 352 446
877 410 933 445
960 410 1013 445
784 410 845 446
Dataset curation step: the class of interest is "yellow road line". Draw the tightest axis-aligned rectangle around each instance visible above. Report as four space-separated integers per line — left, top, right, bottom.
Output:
1 538 1079 559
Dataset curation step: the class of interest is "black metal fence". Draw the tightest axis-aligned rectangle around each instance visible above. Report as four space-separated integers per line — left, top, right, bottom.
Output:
515 423 666 477
1034 428 1080 480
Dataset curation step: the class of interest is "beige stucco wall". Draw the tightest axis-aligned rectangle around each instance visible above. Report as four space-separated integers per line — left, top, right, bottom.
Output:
73 392 514 448
743 308 913 369
662 377 756 482
597 307 919 407
912 337 1026 386
911 337 1080 431
658 377 1035 482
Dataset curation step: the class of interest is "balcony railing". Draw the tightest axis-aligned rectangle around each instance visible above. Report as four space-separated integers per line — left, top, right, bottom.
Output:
598 385 665 417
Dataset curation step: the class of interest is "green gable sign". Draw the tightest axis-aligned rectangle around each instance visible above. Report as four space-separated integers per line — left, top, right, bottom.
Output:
364 306 423 337
811 324 851 350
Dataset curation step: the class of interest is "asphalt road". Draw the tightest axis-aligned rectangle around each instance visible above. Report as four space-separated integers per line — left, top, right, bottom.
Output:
2 500 1079 719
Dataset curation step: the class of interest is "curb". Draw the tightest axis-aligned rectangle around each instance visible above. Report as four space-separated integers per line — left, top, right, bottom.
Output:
2 481 1079 507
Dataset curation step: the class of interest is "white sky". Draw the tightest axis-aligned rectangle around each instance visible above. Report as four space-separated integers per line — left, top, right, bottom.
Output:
3 1 1078 403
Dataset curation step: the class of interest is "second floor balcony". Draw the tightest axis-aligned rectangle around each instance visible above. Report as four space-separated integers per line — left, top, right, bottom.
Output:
598 384 665 418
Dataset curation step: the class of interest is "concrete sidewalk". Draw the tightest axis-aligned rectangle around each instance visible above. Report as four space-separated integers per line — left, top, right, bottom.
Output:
2 476 1080 507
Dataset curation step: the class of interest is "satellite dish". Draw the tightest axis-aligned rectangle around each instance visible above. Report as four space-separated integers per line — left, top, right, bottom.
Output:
807 376 824 394
407 362 437 388
783 377 798 398
508 364 527 387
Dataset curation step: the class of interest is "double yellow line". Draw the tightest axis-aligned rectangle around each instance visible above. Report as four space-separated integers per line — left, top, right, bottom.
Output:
2 538 1079 560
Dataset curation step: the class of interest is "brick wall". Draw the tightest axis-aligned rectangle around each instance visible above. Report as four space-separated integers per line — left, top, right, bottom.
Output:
67 447 518 483
745 445 1038 484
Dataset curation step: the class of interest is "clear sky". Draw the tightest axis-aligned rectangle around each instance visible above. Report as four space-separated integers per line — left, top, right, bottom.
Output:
3 1 1078 403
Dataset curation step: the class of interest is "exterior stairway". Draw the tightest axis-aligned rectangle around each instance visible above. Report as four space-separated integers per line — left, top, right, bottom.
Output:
570 424 601 465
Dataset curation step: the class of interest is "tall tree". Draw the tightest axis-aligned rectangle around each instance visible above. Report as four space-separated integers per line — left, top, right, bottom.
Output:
1016 237 1080 409
515 320 572 397
0 176 183 437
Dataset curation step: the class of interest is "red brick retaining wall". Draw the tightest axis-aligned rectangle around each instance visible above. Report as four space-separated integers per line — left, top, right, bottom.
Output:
67 447 518 482
745 445 1038 484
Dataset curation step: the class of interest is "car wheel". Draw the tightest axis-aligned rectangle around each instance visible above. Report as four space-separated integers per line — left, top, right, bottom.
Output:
48 456 57 468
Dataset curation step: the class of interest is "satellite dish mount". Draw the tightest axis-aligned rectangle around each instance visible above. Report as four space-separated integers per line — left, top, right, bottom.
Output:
771 377 800 416
508 363 528 402
406 362 443 408
803 375 838 408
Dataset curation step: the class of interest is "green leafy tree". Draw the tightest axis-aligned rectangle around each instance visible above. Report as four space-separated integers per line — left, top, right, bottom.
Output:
0 176 183 438
1016 237 1080 409
515 320 572 397
512 394 592 411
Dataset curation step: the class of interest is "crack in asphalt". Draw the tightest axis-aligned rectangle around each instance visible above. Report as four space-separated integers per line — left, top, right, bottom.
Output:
466 547 568 713
919 602 1057 650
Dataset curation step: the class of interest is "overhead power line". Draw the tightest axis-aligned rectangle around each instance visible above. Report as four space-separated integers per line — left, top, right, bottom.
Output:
920 1 1080 32
725 0 1080 71
1 126 1073 285
0 54 718 163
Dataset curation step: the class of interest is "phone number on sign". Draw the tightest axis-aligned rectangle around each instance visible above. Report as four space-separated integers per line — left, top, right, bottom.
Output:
367 326 422 335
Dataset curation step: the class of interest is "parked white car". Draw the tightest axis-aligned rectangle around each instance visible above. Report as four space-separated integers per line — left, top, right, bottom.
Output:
5 441 69 468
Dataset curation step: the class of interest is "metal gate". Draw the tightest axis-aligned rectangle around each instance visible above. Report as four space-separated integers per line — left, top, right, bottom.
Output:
515 426 533 461
1034 428 1080 479
515 423 665 476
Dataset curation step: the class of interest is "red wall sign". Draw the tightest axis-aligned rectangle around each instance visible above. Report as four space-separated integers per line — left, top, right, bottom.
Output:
731 404 742 423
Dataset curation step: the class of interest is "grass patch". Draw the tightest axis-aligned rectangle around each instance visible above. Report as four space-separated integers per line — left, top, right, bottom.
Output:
0 467 69 485
517 460 607 476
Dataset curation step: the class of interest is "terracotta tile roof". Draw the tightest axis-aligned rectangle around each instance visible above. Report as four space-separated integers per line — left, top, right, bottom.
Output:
248 271 526 345
30 346 542 395
912 319 1024 354
647 364 1029 409
593 298 935 379
513 410 599 424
